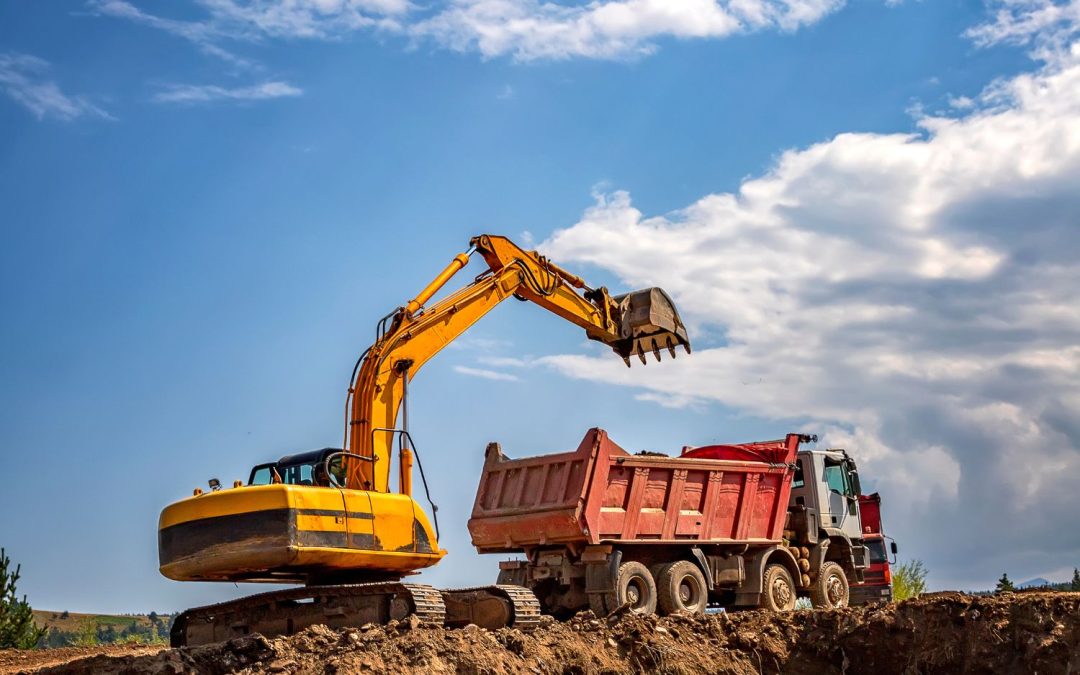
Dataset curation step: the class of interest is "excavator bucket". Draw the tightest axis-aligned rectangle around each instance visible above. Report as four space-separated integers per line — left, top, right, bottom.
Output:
611 287 691 366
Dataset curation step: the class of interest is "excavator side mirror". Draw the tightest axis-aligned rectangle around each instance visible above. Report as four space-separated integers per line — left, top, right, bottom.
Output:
891 541 898 555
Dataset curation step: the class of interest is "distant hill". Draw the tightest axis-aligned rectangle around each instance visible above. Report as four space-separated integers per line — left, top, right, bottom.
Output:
1018 577 1054 588
32 610 174 648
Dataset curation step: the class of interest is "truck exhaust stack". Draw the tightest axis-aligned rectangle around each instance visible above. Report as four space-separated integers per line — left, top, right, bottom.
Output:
612 287 691 366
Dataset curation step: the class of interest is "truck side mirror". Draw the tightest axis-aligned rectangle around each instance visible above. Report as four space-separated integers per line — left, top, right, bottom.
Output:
890 541 898 555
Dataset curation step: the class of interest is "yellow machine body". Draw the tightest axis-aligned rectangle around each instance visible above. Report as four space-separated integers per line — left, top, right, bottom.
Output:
159 483 444 583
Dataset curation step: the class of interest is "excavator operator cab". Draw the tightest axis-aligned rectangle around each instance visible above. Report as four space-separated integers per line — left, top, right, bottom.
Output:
248 448 347 487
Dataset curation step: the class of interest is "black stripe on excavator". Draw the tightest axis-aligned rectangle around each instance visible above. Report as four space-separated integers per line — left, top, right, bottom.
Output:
296 508 375 520
159 508 378 563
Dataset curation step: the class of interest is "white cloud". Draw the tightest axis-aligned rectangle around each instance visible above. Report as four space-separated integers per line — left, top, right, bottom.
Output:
409 0 844 60
535 22 1080 584
966 0 1080 53
476 355 530 368
152 80 303 103
0 53 111 121
452 365 521 381
95 0 849 62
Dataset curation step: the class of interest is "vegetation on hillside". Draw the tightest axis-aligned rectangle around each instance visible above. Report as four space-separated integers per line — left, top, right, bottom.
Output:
36 611 174 648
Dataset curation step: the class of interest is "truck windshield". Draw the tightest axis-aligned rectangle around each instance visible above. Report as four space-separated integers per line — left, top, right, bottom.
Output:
867 538 887 563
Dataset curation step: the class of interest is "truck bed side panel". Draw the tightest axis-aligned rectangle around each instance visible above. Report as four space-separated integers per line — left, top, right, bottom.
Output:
470 428 799 553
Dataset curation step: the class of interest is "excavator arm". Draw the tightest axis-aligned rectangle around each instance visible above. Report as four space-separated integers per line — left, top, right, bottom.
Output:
345 234 690 493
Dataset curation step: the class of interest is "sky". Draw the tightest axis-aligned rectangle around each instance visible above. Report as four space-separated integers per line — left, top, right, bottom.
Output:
0 0 1078 614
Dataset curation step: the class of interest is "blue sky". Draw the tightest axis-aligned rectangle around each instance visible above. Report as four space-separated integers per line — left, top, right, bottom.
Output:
2 0 1079 613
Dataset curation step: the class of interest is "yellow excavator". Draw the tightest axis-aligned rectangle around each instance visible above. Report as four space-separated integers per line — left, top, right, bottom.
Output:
160 235 690 646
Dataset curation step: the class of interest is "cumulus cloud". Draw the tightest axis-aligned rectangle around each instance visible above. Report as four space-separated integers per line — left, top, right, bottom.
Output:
152 80 303 103
94 0 848 62
408 0 844 60
0 53 111 121
453 365 521 381
535 21 1080 585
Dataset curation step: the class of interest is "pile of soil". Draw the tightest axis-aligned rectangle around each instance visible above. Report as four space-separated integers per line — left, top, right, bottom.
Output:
5 592 1078 674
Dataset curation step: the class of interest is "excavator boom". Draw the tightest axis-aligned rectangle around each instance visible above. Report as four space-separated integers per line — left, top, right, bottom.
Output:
345 234 690 493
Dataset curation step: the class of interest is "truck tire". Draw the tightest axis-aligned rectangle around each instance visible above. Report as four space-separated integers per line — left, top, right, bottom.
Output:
656 561 708 615
810 562 849 609
589 561 657 616
762 564 797 612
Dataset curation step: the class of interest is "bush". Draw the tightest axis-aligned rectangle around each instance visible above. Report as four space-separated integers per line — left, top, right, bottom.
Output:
892 559 928 601
0 548 47 649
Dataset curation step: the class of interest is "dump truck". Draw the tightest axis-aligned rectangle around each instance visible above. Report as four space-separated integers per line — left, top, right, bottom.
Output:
849 492 898 605
469 428 871 615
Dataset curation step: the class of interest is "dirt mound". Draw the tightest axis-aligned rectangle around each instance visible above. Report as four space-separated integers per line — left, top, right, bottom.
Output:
9 592 1080 674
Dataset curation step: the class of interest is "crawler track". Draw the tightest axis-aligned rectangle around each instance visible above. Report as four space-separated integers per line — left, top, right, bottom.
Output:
170 582 447 647
442 584 542 630
170 582 540 647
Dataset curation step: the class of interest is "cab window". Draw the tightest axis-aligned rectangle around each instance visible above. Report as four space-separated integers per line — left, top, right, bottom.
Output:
249 464 274 486
792 459 805 489
824 462 849 495
327 456 347 487
280 463 314 486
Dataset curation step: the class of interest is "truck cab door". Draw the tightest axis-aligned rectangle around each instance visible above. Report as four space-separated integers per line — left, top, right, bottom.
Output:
822 459 856 530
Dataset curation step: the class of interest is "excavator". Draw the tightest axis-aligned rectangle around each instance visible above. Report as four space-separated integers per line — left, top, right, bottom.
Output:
160 235 690 646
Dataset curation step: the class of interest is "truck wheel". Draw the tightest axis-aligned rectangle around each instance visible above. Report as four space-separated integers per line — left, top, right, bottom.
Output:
762 564 797 612
590 561 657 616
656 561 708 615
810 562 849 609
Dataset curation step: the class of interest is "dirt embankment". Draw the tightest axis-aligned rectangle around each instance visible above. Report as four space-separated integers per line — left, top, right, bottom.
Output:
4 592 1078 674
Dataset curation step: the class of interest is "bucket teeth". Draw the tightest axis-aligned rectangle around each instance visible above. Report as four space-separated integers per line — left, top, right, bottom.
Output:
609 287 691 366
622 356 632 368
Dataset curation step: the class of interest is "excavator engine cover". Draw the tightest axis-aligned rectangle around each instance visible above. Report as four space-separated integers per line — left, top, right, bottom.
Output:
612 287 691 365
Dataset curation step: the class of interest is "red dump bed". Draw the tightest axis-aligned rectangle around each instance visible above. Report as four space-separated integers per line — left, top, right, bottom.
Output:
859 493 882 535
469 428 803 553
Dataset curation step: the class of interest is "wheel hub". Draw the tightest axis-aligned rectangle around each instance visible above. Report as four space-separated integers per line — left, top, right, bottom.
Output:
679 582 692 603
826 575 845 605
772 577 792 607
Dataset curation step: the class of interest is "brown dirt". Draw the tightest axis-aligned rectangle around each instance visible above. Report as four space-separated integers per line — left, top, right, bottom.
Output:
5 592 1079 674
0 645 164 674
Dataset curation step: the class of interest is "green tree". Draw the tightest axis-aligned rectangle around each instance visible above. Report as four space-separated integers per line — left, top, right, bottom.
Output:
0 548 46 649
996 572 1015 593
72 619 98 647
1071 568 1080 592
892 559 928 601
